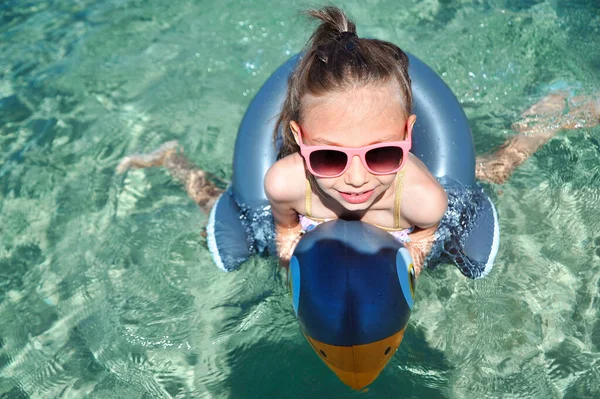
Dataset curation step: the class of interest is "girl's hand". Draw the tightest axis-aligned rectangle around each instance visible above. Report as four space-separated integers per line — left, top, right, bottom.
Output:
405 225 438 278
276 224 304 266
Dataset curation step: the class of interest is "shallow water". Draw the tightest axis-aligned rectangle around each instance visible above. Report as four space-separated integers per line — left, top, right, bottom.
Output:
1 0 600 398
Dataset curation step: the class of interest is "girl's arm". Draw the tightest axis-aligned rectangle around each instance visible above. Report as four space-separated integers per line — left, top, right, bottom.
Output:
403 164 448 276
264 158 305 264
116 141 224 213
476 92 600 184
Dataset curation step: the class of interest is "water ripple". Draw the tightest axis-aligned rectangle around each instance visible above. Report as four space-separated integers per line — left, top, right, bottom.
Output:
1 0 600 398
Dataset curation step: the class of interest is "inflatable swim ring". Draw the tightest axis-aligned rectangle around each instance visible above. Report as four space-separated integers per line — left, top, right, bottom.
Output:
206 52 500 278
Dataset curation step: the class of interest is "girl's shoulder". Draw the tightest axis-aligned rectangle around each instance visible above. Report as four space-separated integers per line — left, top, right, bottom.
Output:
404 154 443 190
264 153 306 205
402 154 448 227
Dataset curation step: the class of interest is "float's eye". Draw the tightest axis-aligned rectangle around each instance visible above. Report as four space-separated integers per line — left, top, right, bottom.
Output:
289 256 301 317
395 247 414 310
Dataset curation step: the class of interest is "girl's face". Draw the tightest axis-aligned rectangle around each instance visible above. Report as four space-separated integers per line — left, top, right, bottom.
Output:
291 82 416 212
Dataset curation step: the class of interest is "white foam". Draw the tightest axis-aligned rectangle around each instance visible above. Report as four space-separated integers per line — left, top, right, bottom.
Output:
480 196 500 278
206 194 228 272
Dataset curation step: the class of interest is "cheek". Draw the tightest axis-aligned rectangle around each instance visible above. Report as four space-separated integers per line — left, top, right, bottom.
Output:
314 177 339 192
375 174 397 187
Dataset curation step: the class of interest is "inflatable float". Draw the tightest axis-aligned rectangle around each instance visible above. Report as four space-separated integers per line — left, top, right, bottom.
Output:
207 52 499 277
206 52 500 389
289 219 415 389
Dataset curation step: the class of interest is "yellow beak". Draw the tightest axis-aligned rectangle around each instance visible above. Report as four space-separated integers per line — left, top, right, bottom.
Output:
304 327 406 390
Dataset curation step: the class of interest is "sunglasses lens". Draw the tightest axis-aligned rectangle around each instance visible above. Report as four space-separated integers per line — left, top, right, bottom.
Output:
366 146 403 173
309 150 348 176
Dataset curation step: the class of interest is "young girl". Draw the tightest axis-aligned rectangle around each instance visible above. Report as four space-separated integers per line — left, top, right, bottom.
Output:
116 7 600 277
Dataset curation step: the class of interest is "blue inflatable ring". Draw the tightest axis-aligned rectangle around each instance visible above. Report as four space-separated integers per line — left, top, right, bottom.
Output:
206 53 500 279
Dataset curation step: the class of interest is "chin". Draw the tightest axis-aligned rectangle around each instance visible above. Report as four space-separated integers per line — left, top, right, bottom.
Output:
340 201 373 212
319 184 385 211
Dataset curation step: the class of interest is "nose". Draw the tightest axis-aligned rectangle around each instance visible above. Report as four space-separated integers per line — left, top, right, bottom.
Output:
344 155 369 187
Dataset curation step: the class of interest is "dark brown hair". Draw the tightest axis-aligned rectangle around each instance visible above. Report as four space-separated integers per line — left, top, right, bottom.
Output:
275 6 413 157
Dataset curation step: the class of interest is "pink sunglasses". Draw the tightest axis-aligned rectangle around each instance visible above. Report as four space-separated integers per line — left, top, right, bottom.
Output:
296 126 412 178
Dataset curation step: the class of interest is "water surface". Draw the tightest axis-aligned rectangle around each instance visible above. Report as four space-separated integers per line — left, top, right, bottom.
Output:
1 1 600 398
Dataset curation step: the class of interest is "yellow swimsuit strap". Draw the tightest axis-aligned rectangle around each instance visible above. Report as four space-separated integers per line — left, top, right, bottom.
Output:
393 168 405 229
305 177 313 218
304 178 329 222
304 169 406 227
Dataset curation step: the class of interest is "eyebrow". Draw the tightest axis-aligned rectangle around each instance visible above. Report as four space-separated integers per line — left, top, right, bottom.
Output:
311 134 403 146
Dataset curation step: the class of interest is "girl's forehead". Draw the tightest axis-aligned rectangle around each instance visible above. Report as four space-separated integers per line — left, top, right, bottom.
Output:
299 84 408 146
301 82 407 120
302 83 405 121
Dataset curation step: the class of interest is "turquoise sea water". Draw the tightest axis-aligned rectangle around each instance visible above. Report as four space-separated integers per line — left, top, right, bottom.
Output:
2 0 600 398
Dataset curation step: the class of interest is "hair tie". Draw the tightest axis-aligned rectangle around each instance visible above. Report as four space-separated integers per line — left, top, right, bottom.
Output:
337 31 357 41
337 31 357 52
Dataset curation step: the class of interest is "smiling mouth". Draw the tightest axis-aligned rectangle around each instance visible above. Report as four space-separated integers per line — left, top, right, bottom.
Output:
340 189 372 195
338 189 375 204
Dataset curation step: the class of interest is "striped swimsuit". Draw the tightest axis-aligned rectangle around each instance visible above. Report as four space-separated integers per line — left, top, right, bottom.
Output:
298 169 413 243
